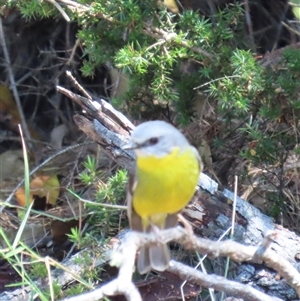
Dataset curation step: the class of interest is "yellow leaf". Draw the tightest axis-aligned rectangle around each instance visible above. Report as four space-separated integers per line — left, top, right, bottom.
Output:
250 149 257 156
15 186 29 207
30 175 60 205
15 175 60 207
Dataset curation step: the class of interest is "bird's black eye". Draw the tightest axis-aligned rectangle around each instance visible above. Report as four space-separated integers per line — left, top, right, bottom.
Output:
149 137 159 145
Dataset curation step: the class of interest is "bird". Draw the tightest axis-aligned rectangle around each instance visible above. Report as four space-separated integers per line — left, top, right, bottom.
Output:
123 120 202 274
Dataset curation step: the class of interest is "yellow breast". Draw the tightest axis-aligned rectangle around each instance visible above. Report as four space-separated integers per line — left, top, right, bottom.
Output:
132 146 200 227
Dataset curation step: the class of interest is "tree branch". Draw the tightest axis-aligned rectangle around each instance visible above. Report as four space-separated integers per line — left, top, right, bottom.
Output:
63 227 297 301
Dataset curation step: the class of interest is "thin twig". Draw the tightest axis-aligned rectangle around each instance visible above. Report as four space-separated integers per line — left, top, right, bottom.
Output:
282 21 300 38
45 0 70 22
66 70 92 100
243 0 256 51
144 25 214 58
0 17 32 145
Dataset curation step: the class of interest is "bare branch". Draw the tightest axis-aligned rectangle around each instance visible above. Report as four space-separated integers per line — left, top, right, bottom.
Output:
62 226 298 301
169 261 282 301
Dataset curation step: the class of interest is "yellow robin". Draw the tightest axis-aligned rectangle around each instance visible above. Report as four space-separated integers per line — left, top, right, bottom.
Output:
124 120 202 274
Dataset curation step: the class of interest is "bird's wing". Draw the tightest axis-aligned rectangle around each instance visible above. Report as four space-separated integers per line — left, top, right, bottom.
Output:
193 145 204 174
126 173 144 231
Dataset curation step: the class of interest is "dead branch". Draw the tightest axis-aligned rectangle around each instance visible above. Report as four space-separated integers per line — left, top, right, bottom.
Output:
169 261 282 301
62 227 295 301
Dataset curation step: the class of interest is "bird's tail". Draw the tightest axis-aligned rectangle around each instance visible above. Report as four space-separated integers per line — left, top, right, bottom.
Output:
137 243 170 274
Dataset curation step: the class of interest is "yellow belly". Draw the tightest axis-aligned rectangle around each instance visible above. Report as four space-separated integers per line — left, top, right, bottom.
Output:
132 147 200 228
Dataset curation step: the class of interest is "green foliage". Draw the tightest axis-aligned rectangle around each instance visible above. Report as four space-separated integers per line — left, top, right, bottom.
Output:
49 282 62 300
66 227 81 245
209 49 264 115
6 0 300 222
0 228 49 300
95 169 128 204
78 162 128 236
6 0 246 120
30 262 48 278
79 155 102 185
283 48 300 72
65 283 86 297
7 0 59 19
90 169 128 236
75 1 246 119
77 153 128 235
236 49 300 218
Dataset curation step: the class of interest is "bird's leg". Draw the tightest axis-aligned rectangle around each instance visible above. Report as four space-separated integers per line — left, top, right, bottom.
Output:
177 213 196 248
150 222 164 244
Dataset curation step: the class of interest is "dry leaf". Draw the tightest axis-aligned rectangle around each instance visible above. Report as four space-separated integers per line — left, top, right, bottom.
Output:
15 175 60 207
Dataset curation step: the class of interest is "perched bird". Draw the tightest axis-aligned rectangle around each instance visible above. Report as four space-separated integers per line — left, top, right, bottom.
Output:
124 120 202 274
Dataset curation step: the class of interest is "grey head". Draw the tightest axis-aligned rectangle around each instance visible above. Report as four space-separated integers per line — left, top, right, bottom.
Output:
124 120 190 157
